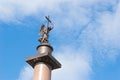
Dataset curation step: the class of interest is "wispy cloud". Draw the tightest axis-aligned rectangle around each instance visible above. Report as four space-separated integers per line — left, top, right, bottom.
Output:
52 47 92 80
79 1 120 62
18 65 33 80
0 0 117 22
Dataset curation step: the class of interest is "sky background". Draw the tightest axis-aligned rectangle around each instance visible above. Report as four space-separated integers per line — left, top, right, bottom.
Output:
0 0 120 80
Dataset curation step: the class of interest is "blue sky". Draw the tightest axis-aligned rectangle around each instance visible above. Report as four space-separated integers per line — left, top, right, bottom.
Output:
0 0 120 80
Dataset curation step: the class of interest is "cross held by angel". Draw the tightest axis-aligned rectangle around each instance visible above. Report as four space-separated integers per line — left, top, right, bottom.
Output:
39 16 54 44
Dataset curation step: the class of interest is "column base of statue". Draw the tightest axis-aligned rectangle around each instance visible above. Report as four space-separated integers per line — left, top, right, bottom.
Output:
26 43 61 80
26 43 61 70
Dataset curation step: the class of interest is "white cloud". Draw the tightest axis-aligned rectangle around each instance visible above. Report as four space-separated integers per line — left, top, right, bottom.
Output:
0 0 116 22
18 65 33 80
97 3 120 61
0 0 61 22
52 47 92 80
18 47 92 80
97 3 120 48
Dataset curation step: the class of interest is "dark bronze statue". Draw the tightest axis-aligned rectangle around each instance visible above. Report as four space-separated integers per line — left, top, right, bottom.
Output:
39 16 53 44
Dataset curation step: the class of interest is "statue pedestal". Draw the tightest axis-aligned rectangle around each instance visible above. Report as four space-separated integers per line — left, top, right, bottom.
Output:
26 44 61 80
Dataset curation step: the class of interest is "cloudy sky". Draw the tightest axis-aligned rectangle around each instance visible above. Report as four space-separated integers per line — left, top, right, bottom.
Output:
0 0 120 80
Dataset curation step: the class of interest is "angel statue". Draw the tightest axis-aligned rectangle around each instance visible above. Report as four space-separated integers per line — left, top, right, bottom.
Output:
39 16 53 44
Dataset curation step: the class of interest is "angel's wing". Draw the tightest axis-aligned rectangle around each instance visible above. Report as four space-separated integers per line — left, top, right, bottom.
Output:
39 24 45 35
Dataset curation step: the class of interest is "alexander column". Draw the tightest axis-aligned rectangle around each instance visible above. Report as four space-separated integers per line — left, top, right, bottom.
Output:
26 16 61 80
